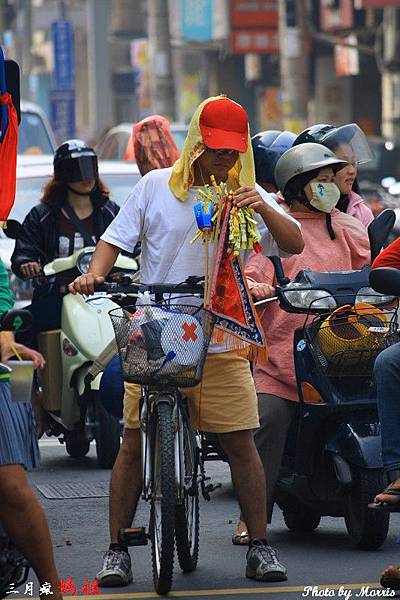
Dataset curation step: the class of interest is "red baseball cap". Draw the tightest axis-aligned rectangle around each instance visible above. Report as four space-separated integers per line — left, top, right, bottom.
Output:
199 97 248 153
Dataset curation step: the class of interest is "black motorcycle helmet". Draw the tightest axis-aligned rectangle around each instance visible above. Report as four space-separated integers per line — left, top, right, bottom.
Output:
292 124 336 146
293 123 373 165
251 130 296 189
54 139 98 183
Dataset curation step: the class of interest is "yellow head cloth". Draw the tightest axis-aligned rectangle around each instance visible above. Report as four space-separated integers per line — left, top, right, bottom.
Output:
168 95 255 201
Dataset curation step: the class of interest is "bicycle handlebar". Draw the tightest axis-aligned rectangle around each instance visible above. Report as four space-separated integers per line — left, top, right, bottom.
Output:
95 276 205 298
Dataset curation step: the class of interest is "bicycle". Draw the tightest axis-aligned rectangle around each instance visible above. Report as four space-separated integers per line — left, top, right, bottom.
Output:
95 276 215 595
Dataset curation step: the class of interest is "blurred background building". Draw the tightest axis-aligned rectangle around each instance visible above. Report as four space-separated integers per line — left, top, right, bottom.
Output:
0 0 399 145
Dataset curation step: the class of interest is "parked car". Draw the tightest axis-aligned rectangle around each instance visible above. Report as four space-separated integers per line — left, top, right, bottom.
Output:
358 136 400 184
18 100 56 155
96 122 188 161
1 156 141 305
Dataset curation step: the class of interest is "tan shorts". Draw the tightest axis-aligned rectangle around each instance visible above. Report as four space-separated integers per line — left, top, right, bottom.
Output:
123 351 259 433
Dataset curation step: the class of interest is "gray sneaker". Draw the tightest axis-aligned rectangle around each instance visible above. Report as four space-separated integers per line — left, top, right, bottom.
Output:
246 540 287 582
96 549 133 587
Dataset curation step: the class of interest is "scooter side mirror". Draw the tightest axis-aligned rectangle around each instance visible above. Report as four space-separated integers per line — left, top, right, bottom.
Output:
3 219 23 240
368 209 396 263
3 219 48 262
267 256 290 286
369 267 400 296
0 309 32 332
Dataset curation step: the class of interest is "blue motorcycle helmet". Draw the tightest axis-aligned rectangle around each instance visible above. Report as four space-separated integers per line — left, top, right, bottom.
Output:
99 355 124 419
251 130 296 191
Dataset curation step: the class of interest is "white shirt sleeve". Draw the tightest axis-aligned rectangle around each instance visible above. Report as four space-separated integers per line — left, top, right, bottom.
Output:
101 175 147 253
255 184 301 258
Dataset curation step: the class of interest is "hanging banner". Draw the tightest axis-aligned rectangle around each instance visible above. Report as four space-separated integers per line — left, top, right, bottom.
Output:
335 35 360 77
180 0 213 41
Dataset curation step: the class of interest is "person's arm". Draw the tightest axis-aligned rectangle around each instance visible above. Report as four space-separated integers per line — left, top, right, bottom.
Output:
233 186 304 255
69 240 120 295
10 207 45 278
372 237 400 270
245 252 276 300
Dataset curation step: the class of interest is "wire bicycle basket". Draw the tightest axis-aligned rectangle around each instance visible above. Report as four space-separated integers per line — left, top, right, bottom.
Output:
305 301 400 378
109 303 215 387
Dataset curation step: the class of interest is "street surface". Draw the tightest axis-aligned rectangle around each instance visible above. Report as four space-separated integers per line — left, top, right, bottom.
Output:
24 438 400 600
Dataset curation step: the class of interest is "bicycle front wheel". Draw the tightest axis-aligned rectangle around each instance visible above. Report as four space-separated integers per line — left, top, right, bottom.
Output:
150 400 176 595
175 422 200 572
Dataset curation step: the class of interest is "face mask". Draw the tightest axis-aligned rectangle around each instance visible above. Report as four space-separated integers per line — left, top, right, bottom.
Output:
309 182 340 213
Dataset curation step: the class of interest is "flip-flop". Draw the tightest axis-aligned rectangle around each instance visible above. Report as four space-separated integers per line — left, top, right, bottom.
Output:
368 487 400 512
381 567 400 590
232 530 250 546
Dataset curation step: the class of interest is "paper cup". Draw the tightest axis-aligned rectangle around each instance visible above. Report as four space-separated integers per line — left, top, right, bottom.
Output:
8 360 34 402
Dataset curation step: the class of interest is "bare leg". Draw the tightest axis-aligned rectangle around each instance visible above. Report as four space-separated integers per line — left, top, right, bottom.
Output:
219 430 267 540
233 394 297 539
0 465 62 600
109 428 142 542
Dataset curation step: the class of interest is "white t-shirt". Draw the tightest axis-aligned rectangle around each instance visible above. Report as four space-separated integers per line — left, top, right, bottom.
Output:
101 167 300 285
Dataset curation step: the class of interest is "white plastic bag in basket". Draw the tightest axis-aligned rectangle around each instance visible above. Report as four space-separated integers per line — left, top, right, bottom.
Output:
125 302 204 376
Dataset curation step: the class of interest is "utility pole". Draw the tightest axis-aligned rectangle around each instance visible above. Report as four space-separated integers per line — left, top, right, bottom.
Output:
86 0 113 140
147 0 176 120
16 0 32 100
278 0 308 133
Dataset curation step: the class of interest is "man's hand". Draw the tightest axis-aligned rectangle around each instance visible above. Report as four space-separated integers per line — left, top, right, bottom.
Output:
250 283 275 301
235 186 304 255
69 274 105 295
20 261 41 278
233 187 268 216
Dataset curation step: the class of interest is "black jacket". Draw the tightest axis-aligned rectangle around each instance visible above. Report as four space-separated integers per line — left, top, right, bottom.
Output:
11 194 120 296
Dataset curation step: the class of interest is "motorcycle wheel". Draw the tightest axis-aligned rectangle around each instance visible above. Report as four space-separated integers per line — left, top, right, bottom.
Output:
94 394 121 469
283 503 321 532
345 467 389 550
65 433 90 458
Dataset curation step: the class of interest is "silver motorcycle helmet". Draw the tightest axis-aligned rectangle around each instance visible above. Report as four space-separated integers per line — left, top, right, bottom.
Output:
274 143 348 193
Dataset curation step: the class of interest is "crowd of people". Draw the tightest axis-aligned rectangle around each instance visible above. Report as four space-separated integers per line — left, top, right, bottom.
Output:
1 94 400 598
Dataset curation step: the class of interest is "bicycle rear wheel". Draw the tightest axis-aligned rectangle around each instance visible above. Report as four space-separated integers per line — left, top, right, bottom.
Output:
149 400 176 595
175 421 200 572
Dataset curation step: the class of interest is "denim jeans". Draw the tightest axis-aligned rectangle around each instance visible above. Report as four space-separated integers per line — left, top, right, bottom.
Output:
374 341 400 474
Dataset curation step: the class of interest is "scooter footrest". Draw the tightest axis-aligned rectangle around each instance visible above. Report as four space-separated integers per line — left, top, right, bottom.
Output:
118 527 148 546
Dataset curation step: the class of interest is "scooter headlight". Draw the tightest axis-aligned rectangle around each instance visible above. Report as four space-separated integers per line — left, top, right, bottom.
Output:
355 286 395 306
76 249 95 274
282 288 337 310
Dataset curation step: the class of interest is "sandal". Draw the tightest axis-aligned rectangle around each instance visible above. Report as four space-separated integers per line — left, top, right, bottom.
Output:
368 486 400 512
232 530 250 546
381 566 400 590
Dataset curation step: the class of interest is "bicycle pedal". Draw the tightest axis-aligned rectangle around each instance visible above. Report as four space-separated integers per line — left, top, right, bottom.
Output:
206 482 222 493
118 527 148 547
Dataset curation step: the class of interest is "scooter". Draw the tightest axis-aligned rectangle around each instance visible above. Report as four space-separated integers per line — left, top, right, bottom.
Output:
0 309 34 600
265 209 396 550
5 221 139 468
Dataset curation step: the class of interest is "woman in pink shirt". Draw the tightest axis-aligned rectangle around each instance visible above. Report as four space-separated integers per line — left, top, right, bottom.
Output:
232 142 371 545
292 123 374 229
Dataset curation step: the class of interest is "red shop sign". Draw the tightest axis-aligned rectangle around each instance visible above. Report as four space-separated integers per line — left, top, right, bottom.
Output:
231 29 279 54
231 0 278 28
